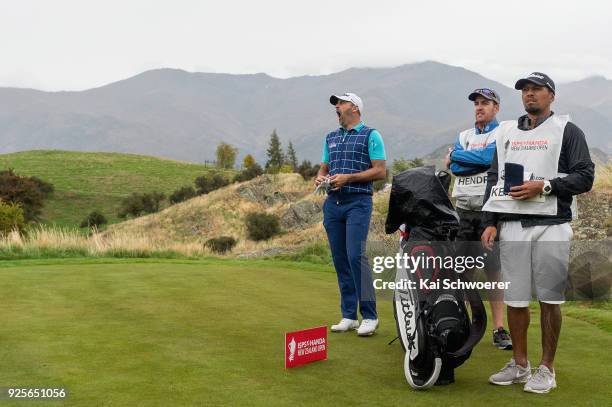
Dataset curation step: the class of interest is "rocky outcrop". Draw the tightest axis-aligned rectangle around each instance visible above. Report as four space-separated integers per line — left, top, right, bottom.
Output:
235 174 306 207
280 200 323 230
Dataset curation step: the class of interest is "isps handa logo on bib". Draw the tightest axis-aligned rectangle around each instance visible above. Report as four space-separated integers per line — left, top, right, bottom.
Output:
511 139 549 151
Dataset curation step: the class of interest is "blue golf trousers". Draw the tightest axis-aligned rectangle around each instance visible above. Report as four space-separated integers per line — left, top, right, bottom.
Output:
323 192 377 320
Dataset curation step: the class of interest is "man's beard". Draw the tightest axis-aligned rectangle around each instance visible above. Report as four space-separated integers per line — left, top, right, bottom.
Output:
525 105 542 115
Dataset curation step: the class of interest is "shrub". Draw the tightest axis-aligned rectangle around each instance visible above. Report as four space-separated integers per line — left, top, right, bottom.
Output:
245 212 281 241
194 173 230 195
0 169 45 222
234 163 263 183
265 165 280 175
391 158 424 176
279 164 294 174
118 194 144 218
118 192 165 218
373 169 390 192
80 211 107 228
169 186 197 204
30 176 55 197
297 160 320 180
141 192 165 213
0 201 25 234
205 236 237 254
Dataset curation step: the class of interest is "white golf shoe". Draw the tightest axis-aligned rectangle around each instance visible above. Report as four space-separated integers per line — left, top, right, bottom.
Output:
331 318 359 332
357 319 379 336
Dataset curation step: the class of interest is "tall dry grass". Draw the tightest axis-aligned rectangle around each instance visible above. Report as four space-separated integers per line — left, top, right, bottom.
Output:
595 163 612 191
0 226 213 259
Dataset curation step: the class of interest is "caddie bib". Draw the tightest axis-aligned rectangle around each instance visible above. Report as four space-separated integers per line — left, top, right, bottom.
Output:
482 115 568 216
452 127 496 198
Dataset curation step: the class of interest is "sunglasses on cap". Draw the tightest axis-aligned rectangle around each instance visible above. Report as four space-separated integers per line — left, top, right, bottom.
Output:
469 88 500 103
474 88 497 97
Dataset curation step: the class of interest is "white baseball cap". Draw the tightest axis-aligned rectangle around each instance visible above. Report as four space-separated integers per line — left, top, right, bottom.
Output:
329 92 363 114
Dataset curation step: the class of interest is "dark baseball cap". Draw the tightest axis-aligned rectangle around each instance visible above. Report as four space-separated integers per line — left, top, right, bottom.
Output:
468 88 500 104
515 72 555 94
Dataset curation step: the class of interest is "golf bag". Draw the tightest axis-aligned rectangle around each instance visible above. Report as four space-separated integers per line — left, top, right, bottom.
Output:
385 166 487 389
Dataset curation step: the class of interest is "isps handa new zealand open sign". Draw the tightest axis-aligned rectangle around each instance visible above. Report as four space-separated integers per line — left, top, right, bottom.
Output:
285 326 327 368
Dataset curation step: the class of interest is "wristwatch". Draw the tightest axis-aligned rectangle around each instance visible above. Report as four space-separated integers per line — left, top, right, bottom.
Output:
542 180 552 196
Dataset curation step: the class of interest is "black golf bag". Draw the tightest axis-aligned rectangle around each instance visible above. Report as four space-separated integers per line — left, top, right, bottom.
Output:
385 166 487 389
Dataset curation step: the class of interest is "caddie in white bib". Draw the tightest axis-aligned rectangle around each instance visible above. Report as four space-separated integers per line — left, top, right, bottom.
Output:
482 115 569 216
451 127 497 203
448 88 502 213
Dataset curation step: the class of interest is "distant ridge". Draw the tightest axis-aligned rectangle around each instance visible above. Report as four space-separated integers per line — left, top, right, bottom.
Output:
1 62 611 163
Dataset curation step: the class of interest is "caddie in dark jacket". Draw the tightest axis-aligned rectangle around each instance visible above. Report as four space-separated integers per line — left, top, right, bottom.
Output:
482 72 594 394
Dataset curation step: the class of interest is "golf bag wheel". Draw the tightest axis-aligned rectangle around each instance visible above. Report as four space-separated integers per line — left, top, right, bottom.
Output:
404 353 442 390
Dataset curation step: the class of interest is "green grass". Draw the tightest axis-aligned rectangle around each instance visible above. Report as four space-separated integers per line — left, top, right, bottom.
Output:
0 150 232 228
0 258 610 406
274 240 333 264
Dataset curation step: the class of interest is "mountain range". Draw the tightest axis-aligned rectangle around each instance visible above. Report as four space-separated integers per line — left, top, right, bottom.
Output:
1 61 611 163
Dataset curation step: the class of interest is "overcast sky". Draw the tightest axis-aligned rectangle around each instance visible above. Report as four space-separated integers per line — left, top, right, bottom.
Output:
1 0 610 91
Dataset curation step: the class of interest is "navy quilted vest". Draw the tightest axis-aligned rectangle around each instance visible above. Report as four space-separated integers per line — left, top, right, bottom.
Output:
326 125 374 195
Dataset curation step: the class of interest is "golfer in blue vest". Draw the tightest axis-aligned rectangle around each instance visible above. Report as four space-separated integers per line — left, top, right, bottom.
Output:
315 92 387 336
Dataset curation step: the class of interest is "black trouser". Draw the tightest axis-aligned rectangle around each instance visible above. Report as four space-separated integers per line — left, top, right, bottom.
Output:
455 207 502 300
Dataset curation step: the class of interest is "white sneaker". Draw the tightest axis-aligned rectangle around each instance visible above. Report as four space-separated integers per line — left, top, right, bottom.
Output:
524 365 557 394
357 319 379 336
331 318 359 332
489 358 531 385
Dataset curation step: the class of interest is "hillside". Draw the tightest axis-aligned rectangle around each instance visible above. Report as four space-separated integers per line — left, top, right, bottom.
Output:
0 170 608 259
0 150 228 227
2 149 608 242
102 169 610 257
103 173 392 257
1 62 611 164
102 174 333 256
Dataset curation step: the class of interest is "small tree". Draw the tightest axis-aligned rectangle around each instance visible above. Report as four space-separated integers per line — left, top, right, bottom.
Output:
297 160 320 180
194 173 230 195
265 130 283 172
245 212 281 241
242 154 256 170
234 163 263 183
0 169 45 222
286 141 298 171
80 211 107 228
118 194 144 218
216 142 238 170
141 192 165 213
0 201 25 234
169 186 197 204
118 192 165 218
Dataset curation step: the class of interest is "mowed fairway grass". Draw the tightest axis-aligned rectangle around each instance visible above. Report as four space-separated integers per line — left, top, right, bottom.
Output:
0 150 230 227
0 258 610 406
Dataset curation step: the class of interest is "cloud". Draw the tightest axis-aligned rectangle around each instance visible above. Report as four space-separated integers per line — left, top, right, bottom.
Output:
0 0 609 90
